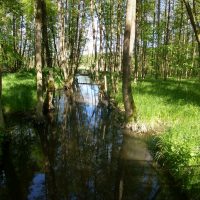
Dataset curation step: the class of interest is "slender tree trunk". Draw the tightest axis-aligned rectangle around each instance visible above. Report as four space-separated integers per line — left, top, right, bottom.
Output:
41 0 52 68
155 0 161 79
74 0 85 73
178 1 183 43
35 0 44 119
20 21 28 58
163 0 171 80
74 1 81 71
110 0 114 74
90 0 97 72
57 0 68 81
183 0 200 68
13 14 18 70
99 5 103 72
19 15 24 56
152 1 156 76
191 34 196 69
141 40 147 79
134 2 139 83
13 14 17 53
122 0 137 122
50 18 59 67
115 0 122 72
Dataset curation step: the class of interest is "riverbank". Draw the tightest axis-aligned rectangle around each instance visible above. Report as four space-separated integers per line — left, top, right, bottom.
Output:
113 78 200 199
1 74 187 200
2 72 200 199
2 70 63 114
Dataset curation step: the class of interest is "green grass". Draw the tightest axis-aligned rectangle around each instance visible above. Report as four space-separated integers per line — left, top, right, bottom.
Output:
2 68 64 114
114 78 200 199
2 71 37 113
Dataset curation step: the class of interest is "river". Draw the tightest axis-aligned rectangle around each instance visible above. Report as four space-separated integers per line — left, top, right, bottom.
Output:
0 75 184 200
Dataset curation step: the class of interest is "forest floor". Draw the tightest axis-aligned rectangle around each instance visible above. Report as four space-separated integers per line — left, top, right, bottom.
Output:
2 72 200 199
114 78 200 199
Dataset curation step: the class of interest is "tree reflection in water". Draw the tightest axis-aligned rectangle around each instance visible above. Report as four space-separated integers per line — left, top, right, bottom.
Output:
0 76 184 200
0 76 122 200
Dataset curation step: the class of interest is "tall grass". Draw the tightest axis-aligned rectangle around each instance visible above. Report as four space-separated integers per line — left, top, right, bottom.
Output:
2 71 37 113
115 78 200 199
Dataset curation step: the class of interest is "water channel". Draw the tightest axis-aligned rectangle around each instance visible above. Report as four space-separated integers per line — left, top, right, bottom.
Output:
0 75 184 200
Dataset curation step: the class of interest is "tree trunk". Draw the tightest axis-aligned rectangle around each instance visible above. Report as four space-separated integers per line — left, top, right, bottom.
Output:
35 0 44 119
134 3 139 83
115 0 122 72
90 0 97 72
50 17 59 67
163 0 171 80
183 0 200 68
122 0 137 122
152 1 156 75
155 0 161 79
41 0 52 68
99 2 103 72
57 0 68 81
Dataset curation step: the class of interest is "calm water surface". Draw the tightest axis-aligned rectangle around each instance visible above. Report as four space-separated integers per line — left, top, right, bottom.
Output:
0 76 184 200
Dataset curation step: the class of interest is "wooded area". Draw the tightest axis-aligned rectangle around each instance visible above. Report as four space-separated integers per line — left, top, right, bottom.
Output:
0 0 200 117
0 0 199 76
0 0 200 199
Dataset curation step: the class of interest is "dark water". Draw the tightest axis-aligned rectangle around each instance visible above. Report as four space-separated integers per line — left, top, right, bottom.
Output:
0 76 184 200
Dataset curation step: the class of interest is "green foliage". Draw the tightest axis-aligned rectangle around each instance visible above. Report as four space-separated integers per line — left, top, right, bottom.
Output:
42 66 64 88
155 122 200 199
21 0 34 19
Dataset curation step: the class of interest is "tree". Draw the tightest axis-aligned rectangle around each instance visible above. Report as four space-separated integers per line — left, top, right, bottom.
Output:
35 0 44 119
90 0 97 72
41 0 52 68
155 0 161 79
122 0 137 122
57 0 68 81
182 0 200 68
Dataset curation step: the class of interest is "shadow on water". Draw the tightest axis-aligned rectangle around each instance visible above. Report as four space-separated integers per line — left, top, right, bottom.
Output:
0 75 186 199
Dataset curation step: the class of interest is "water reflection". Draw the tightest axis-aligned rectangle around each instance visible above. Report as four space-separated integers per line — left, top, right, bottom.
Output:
28 173 46 200
0 76 184 200
0 125 37 200
116 133 184 200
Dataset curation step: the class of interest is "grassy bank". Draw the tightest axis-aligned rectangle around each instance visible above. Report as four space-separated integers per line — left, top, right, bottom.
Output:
2 69 64 114
114 78 200 199
2 71 37 113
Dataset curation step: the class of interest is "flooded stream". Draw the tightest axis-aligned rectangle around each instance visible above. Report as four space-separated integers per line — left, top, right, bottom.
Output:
0 76 184 200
